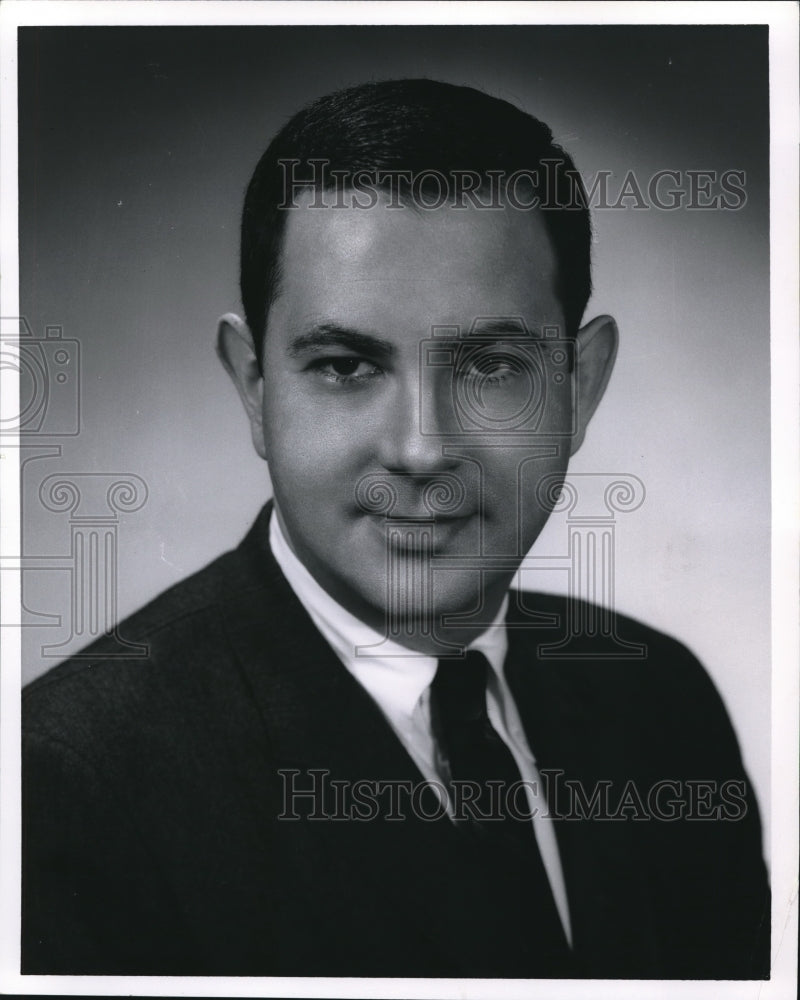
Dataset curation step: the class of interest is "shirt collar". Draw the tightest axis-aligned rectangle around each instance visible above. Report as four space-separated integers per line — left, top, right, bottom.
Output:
268 505 509 722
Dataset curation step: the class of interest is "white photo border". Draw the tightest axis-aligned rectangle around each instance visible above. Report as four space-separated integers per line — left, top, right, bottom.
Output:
1 2 797 998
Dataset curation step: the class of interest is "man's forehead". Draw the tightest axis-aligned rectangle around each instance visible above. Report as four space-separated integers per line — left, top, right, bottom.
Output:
272 188 563 330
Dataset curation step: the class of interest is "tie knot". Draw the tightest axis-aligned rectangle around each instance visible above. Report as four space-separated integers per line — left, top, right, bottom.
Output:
433 649 491 725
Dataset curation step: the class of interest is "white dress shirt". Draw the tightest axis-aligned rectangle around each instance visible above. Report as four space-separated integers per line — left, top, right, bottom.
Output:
269 507 572 944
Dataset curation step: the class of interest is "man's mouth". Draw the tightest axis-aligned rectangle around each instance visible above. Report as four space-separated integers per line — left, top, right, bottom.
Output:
382 511 471 522
363 510 476 554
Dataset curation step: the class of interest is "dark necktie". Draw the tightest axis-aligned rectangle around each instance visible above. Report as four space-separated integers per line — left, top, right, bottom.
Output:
431 649 573 969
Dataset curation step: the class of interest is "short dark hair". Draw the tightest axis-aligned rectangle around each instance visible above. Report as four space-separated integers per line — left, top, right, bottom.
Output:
240 79 592 367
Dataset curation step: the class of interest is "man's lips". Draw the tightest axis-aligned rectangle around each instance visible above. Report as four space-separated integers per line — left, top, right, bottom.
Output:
362 510 476 550
364 510 474 523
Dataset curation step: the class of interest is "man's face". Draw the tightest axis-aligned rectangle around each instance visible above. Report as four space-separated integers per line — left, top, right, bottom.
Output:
226 192 611 650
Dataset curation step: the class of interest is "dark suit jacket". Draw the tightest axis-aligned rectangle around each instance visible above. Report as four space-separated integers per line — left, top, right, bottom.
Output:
22 503 770 978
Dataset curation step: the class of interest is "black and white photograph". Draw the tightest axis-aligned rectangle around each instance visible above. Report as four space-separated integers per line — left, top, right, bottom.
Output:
0 2 797 996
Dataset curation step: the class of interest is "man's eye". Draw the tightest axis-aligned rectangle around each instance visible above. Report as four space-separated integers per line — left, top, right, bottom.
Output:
309 356 384 384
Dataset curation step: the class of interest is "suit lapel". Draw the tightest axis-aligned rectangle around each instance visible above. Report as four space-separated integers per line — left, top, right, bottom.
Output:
505 591 662 976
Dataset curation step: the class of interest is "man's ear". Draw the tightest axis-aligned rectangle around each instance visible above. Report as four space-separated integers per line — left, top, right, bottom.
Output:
216 313 268 460
571 314 618 455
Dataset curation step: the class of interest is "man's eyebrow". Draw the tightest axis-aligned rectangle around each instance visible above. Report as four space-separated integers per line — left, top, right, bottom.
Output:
287 323 395 359
464 318 535 338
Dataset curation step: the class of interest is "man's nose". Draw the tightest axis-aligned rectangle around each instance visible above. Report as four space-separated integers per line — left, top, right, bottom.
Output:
376 374 457 474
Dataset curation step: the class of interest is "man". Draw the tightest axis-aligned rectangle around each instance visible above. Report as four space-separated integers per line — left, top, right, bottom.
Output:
22 79 769 978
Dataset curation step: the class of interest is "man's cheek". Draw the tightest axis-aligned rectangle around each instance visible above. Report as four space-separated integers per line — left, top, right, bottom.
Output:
269 425 358 488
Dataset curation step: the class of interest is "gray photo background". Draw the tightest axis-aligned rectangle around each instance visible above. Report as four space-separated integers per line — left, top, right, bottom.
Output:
16 26 770 848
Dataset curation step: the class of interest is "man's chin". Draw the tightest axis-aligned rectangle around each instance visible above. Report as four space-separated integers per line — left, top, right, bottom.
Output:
345 574 505 645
